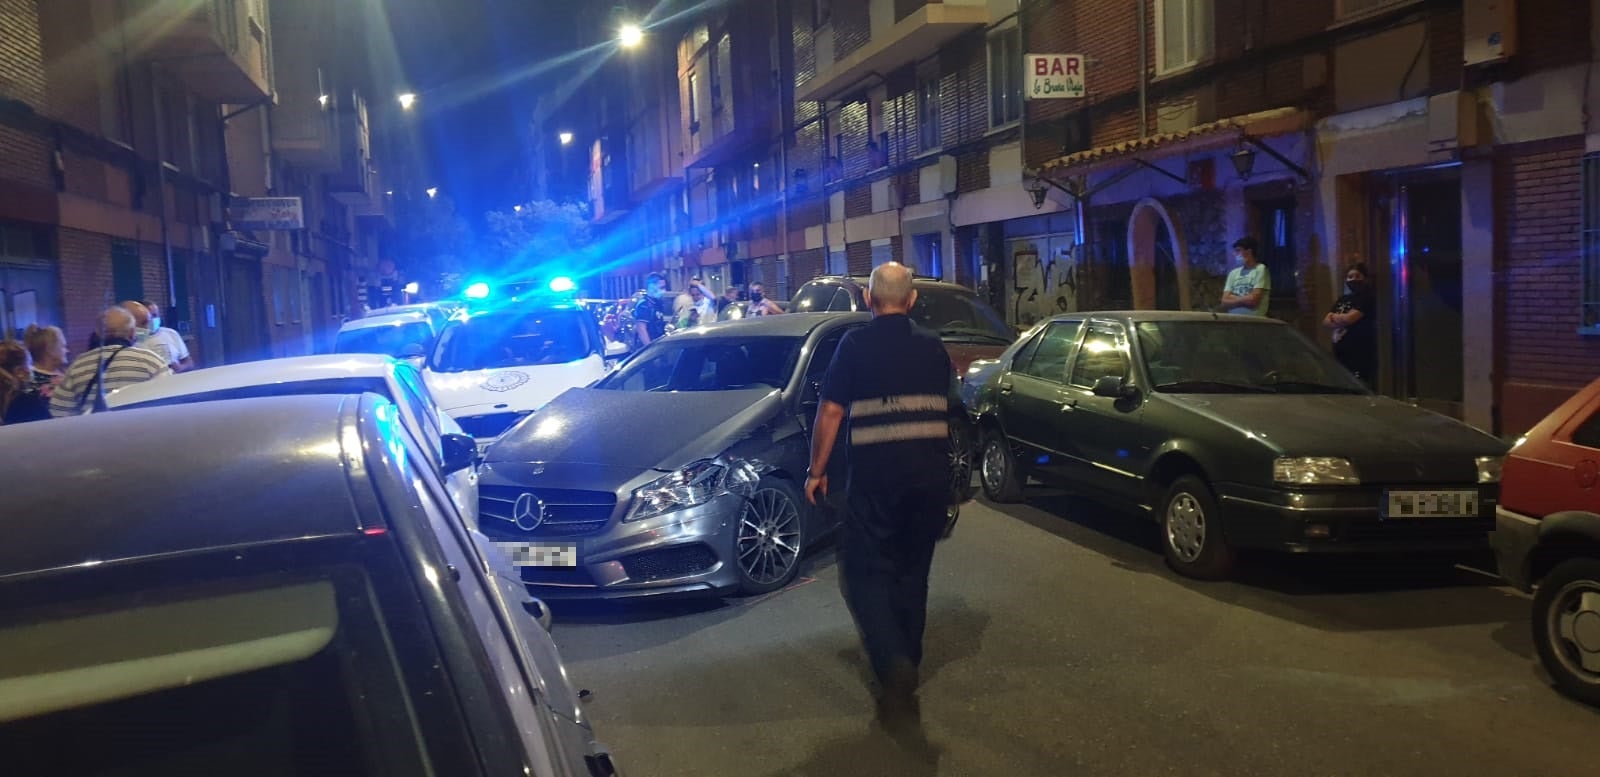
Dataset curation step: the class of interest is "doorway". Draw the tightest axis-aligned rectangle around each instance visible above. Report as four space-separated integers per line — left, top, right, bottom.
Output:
224 256 267 363
1387 170 1464 418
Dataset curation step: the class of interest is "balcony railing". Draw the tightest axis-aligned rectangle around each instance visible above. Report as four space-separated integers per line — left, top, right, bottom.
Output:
796 0 988 103
327 97 374 206
127 0 273 103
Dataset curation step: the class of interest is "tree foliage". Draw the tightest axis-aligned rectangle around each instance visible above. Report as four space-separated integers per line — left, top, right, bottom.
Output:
397 193 475 282
483 200 592 272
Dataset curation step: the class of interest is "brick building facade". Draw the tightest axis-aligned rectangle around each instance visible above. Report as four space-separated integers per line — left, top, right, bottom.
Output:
558 0 1599 435
0 0 396 368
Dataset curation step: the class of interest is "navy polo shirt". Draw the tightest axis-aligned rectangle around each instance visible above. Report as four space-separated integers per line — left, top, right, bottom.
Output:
819 313 955 489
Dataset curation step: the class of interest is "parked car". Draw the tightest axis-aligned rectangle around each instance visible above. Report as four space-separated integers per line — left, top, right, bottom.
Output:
104 354 481 522
1492 376 1600 705
369 301 458 331
476 313 966 600
788 275 1014 371
969 311 1510 579
424 300 614 448
336 308 440 364
0 393 618 776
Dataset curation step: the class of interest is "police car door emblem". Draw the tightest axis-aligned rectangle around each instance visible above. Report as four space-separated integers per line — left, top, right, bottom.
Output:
512 492 547 531
482 371 530 392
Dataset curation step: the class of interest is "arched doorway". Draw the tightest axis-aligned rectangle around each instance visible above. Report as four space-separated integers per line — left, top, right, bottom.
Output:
1126 198 1189 311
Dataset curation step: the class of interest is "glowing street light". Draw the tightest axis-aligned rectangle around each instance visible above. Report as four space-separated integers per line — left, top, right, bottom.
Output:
426 187 438 198
619 23 643 48
513 205 524 213
558 131 574 146
398 92 417 110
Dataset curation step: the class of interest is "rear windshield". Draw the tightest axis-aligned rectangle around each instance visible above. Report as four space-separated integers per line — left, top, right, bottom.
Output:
429 309 597 373
336 322 434 359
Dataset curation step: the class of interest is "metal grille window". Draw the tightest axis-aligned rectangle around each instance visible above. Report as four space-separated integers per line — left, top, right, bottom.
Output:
917 76 941 152
1582 153 1600 333
987 27 1022 127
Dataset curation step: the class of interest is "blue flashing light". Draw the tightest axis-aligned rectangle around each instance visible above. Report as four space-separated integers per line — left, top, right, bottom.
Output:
464 282 491 299
548 276 576 293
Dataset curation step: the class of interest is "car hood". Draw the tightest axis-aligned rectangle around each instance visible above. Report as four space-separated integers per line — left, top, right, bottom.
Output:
485 387 782 470
423 355 605 415
1165 393 1508 457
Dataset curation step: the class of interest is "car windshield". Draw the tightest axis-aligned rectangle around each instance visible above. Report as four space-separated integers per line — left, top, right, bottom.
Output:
1136 321 1368 394
597 336 803 392
910 288 1012 345
334 321 433 359
430 309 596 373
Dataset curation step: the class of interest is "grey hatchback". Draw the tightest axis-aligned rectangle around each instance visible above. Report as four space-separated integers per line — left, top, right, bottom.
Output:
969 311 1509 579
0 394 620 777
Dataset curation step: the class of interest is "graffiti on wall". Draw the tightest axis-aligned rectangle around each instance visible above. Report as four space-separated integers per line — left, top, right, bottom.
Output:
1007 237 1079 327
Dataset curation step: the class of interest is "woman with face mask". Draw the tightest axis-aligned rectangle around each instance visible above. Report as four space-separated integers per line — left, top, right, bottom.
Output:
1322 263 1376 388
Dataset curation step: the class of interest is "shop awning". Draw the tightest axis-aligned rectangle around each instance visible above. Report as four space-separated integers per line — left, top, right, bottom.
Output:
1038 107 1310 176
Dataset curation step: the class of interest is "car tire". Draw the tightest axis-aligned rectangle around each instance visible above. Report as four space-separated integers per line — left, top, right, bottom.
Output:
950 417 977 504
734 477 807 596
979 428 1025 503
1159 475 1235 581
1531 557 1600 706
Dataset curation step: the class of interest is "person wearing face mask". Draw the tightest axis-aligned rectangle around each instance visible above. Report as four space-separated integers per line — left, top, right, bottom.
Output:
1323 262 1377 388
141 300 193 372
118 301 173 368
631 273 671 346
1219 236 1271 316
746 281 783 317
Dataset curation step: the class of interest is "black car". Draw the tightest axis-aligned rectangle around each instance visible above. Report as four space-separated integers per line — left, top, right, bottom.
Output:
788 275 1014 373
0 394 619 777
969 311 1509 579
478 313 968 600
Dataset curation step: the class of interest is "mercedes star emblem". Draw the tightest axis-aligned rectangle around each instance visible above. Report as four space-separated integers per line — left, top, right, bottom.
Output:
511 492 547 532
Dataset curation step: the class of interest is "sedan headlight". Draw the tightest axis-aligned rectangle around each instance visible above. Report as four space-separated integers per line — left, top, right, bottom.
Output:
1273 456 1360 485
624 456 762 523
1475 455 1504 484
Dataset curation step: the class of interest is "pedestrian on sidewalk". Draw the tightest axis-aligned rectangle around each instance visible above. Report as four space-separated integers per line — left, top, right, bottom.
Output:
803 261 957 731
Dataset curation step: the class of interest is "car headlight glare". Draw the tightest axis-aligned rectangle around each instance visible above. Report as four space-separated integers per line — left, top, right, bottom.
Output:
1475 455 1504 484
1273 456 1360 485
624 456 761 522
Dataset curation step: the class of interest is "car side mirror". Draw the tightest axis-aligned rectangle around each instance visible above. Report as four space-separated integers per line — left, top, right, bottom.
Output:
441 433 481 475
524 597 553 632
1092 375 1136 399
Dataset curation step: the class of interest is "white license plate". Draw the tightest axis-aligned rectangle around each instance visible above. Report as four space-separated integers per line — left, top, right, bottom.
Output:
1384 489 1480 519
496 542 579 567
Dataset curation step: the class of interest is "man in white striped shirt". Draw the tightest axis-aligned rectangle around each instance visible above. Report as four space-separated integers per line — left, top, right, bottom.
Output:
50 307 171 417
803 262 958 732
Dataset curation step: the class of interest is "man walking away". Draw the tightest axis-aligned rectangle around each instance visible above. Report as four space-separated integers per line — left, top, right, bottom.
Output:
1220 236 1271 316
51 307 170 417
804 262 956 730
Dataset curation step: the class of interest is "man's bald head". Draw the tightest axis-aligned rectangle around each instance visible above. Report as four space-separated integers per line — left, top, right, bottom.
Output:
119 300 151 328
101 306 136 340
865 262 917 314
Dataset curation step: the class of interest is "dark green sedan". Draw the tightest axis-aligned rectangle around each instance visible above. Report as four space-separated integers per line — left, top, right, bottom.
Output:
968 311 1510 580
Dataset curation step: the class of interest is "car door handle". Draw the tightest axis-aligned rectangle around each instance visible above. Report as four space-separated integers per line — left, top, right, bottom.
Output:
998 383 1014 394
1059 398 1078 411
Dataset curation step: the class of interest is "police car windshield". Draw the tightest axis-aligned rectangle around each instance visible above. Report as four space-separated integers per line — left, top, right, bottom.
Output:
598 336 803 392
430 309 595 373
334 322 433 359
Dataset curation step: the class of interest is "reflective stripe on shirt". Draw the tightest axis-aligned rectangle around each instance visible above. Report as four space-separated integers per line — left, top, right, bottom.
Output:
850 420 948 446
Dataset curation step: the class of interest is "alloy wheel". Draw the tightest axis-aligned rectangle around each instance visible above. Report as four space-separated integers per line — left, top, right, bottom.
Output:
1545 579 1600 679
736 488 802 586
981 439 1008 494
1165 492 1206 563
950 425 972 496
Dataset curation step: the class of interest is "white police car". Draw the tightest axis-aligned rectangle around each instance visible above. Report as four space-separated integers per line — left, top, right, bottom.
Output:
334 308 439 365
422 294 610 449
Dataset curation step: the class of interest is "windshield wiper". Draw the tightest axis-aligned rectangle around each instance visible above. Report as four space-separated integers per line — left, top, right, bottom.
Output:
1154 380 1274 394
1262 380 1366 395
937 328 1012 345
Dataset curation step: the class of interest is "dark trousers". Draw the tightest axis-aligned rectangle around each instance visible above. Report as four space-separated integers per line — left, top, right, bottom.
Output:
838 480 946 696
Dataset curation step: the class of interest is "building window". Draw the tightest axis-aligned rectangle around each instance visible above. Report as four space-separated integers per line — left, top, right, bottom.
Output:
1336 0 1418 21
918 76 941 152
987 27 1022 127
813 0 831 28
1157 0 1214 75
1581 153 1600 333
687 72 700 131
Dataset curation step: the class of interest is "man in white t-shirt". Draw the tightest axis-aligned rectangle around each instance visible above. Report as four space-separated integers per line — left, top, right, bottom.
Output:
143 300 194 371
1220 236 1271 316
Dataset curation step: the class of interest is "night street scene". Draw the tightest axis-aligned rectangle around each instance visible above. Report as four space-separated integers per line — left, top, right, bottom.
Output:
4 0 1600 775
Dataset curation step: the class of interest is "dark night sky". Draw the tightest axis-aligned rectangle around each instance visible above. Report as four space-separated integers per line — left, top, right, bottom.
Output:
381 0 557 224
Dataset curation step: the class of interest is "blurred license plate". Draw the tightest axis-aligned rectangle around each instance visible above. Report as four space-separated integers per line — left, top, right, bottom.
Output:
1384 489 1479 519
497 542 579 567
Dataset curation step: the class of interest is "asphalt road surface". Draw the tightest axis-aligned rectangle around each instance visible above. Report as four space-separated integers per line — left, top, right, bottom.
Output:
550 492 1598 777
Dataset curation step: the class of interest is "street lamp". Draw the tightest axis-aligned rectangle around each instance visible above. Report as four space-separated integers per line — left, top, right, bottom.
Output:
398 92 417 110
1230 144 1258 181
619 23 643 48
513 205 523 213
1027 176 1050 210
426 187 438 198
558 131 574 146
